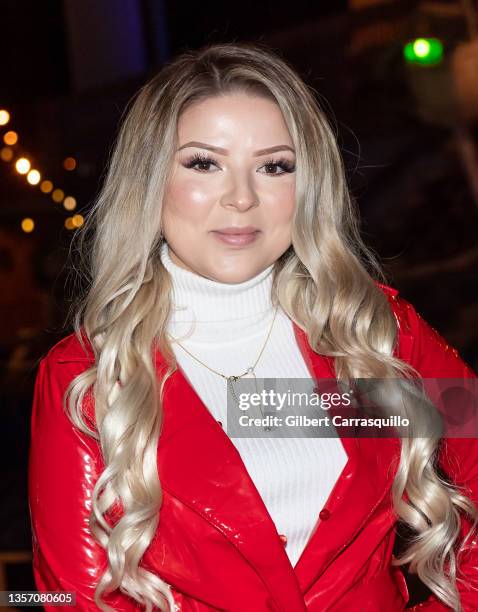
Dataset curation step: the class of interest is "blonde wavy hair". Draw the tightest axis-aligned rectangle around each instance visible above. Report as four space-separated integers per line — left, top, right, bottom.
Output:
64 42 478 610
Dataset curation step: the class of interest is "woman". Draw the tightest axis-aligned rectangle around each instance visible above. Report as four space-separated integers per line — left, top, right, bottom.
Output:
28 42 478 611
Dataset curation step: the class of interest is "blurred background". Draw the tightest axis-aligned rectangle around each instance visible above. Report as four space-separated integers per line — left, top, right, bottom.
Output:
1 0 477 608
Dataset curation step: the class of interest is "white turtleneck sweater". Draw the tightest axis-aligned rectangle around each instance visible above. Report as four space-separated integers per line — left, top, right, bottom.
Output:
160 242 347 568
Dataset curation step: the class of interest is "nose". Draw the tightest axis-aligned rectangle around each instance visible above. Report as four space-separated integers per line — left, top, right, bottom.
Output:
220 171 259 212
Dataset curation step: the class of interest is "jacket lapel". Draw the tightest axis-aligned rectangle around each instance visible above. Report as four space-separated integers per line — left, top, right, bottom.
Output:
154 319 401 602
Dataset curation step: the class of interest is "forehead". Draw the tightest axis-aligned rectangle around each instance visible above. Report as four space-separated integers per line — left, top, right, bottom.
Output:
177 93 293 145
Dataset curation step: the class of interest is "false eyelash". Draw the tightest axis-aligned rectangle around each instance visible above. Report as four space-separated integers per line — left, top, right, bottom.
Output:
183 152 296 174
183 152 217 169
262 157 296 173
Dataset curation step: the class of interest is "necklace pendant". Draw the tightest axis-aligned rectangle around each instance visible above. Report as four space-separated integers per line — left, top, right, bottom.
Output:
246 367 254 374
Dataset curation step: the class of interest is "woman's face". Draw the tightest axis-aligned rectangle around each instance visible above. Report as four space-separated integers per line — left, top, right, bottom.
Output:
161 92 296 283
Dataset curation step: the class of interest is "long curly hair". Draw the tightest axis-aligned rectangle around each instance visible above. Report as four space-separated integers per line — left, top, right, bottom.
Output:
64 42 478 610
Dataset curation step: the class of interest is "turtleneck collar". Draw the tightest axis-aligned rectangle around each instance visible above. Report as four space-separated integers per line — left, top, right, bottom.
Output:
159 241 275 343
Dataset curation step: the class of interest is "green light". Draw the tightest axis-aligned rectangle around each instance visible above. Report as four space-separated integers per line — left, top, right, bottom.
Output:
404 38 444 66
413 38 430 58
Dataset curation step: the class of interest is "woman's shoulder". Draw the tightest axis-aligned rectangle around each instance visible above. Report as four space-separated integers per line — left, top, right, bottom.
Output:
33 330 97 433
41 328 95 365
375 280 414 337
374 280 476 378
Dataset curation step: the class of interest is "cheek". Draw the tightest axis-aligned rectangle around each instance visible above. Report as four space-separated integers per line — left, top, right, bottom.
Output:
264 180 296 223
163 177 213 223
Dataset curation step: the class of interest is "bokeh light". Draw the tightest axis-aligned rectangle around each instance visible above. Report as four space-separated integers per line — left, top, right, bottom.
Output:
21 218 34 233
52 188 65 203
72 214 84 227
0 147 13 162
0 109 10 126
63 196 77 211
27 169 41 185
63 157 77 171
40 180 53 193
3 131 18 146
15 157 31 174
404 37 444 66
414 39 430 58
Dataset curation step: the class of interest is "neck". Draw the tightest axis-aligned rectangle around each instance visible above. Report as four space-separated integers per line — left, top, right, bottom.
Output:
159 242 275 343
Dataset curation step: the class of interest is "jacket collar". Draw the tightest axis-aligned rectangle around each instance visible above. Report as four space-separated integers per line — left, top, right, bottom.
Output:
154 319 402 607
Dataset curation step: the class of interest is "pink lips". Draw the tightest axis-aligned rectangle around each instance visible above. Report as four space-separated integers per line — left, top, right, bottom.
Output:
211 226 260 247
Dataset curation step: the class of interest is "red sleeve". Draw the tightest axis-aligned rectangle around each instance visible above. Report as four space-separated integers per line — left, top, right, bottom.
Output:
396 298 478 611
28 355 143 611
28 356 204 612
28 350 227 611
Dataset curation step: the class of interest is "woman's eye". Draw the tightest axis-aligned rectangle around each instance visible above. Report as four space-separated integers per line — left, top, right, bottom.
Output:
182 155 295 175
193 160 216 172
263 163 284 175
183 155 219 172
260 159 296 175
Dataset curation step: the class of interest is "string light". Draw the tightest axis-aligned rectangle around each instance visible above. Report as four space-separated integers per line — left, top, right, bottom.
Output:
40 180 53 193
3 131 18 145
52 188 65 203
1 147 13 162
64 214 84 230
15 157 31 174
0 109 10 125
27 169 41 185
1 107 82 232
63 196 76 211
63 156 76 171
21 218 35 233
72 214 84 227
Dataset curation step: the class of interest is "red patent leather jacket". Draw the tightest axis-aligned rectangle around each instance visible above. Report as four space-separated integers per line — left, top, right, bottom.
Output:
28 284 478 611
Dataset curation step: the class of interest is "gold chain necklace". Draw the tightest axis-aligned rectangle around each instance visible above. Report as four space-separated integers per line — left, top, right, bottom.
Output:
168 304 279 427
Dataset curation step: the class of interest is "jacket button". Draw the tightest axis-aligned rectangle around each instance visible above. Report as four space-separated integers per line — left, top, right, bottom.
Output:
278 533 287 546
217 420 223 427
319 508 331 520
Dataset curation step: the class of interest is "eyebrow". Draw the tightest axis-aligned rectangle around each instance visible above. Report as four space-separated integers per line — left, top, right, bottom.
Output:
177 141 295 156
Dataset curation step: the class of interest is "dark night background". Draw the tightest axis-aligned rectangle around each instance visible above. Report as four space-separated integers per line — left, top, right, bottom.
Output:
0 0 477 608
